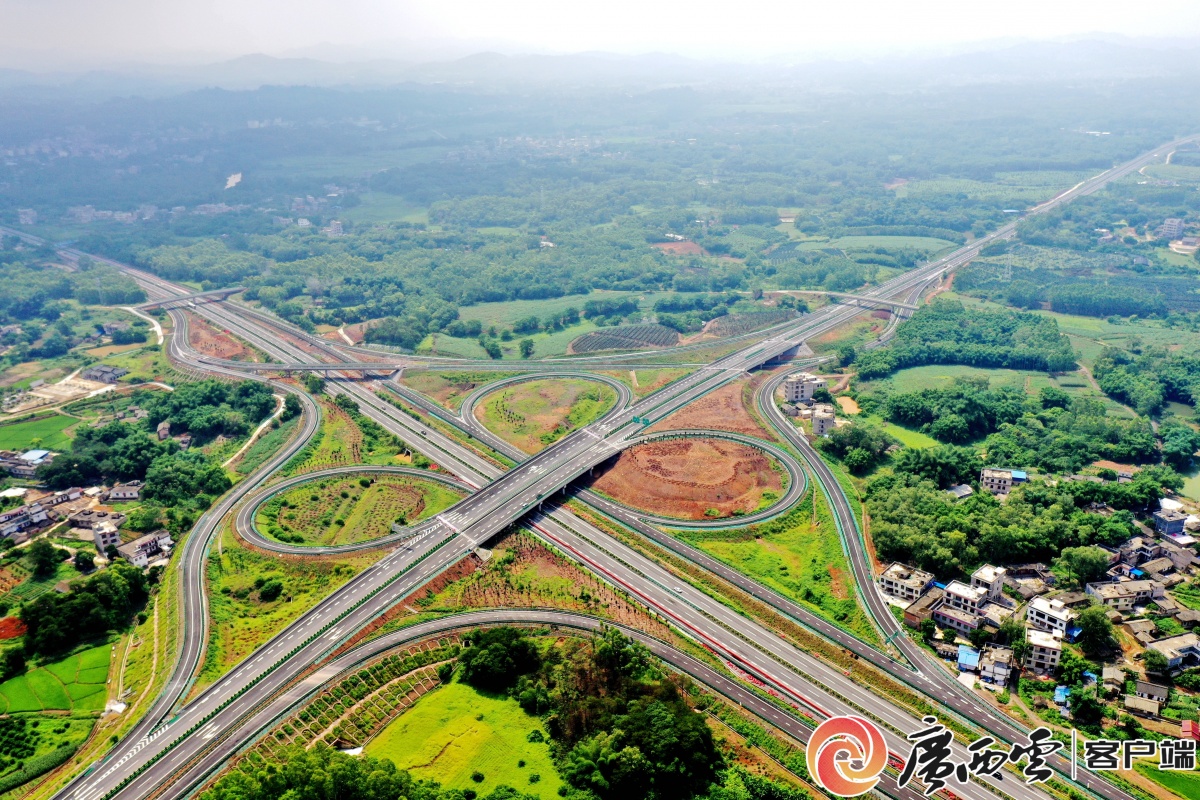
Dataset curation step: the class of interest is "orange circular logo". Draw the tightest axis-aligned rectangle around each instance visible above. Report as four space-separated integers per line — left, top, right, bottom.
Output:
806 716 888 797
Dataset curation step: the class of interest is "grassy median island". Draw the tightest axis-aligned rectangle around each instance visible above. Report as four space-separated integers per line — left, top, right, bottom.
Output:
475 378 617 454
675 490 877 642
257 473 465 546
366 680 564 797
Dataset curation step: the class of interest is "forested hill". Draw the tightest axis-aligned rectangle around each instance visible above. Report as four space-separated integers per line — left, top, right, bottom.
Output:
854 299 1077 379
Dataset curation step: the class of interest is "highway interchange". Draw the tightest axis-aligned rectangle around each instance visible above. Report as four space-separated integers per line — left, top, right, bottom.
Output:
3 133 1195 800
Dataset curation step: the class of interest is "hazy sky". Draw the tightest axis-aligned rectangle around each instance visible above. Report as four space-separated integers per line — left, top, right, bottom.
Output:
5 0 1200 68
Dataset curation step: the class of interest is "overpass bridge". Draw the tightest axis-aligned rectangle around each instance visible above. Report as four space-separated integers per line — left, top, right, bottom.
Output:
784 290 918 311
138 286 244 310
197 357 402 375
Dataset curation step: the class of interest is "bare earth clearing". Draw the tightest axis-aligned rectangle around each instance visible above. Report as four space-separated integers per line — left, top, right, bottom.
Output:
588 438 782 519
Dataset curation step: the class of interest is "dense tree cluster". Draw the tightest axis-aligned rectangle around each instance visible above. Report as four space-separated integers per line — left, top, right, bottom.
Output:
0 245 145 325
1092 347 1200 416
137 380 276 443
863 456 1173 578
20 562 149 657
457 627 721 800
39 420 232 509
854 300 1077 380
865 378 1156 472
815 423 894 474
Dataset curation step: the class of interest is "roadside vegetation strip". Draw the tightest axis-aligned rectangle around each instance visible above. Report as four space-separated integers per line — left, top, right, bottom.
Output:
755 370 890 642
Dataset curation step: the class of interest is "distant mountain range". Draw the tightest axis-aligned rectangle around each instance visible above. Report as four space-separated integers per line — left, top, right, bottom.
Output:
1 36 1198 99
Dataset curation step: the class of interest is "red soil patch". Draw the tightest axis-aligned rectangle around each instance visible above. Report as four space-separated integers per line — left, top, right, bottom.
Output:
0 617 27 640
652 241 707 256
884 178 909 190
870 309 892 320
589 438 782 520
1091 460 1139 475
185 312 258 361
649 380 772 439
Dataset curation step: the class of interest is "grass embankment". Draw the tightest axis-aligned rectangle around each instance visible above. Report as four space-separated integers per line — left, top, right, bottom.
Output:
400 371 522 411
366 681 563 796
233 417 301 476
257 474 465 547
599 368 692 397
1135 762 1200 800
676 488 875 642
476 378 616 454
0 415 75 452
196 527 384 691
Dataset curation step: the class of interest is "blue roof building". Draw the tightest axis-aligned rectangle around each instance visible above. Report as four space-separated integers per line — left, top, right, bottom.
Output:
958 645 980 672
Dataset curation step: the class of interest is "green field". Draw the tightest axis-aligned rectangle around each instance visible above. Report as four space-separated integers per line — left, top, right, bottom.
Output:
880 421 940 449
1135 761 1200 800
0 644 110 714
455 293 641 328
339 192 429 225
0 414 75 452
1144 163 1200 183
366 681 563 797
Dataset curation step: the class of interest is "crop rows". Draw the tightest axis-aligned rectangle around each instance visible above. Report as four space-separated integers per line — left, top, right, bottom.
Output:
227 642 458 774
571 324 680 353
708 310 796 337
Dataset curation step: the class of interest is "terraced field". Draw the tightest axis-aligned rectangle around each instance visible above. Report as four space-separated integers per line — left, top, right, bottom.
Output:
258 474 466 547
0 644 110 713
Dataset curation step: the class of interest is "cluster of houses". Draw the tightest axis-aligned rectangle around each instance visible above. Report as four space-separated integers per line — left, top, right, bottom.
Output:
0 480 171 569
779 372 837 436
0 449 56 479
880 494 1200 718
80 365 128 384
